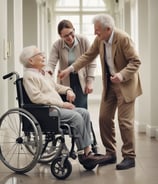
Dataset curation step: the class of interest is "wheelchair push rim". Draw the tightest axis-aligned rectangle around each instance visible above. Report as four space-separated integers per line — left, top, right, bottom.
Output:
0 108 43 173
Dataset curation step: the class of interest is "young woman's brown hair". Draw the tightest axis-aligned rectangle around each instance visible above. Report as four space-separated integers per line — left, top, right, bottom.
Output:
57 20 74 35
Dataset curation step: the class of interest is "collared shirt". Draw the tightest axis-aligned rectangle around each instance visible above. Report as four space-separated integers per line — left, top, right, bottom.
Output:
104 30 115 75
64 37 78 65
24 67 45 75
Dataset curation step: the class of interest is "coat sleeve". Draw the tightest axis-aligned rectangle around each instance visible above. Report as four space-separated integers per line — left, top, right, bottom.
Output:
118 36 141 81
73 36 100 73
82 36 97 81
48 40 61 74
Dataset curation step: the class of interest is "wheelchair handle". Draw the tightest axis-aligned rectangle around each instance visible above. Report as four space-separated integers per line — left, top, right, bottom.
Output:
3 72 20 80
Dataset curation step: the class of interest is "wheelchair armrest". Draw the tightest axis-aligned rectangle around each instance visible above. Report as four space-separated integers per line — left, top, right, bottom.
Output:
23 104 50 109
23 104 61 118
60 124 72 137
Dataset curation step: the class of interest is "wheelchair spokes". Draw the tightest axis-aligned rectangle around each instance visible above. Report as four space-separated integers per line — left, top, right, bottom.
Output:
0 108 42 173
1 72 98 180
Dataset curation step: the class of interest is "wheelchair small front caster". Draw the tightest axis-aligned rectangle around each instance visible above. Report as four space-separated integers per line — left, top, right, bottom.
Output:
51 157 72 180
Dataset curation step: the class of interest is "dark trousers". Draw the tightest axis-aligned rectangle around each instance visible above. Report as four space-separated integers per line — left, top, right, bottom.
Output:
70 73 87 109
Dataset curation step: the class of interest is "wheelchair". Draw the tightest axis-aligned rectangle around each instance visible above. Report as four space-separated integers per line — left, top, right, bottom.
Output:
0 71 98 180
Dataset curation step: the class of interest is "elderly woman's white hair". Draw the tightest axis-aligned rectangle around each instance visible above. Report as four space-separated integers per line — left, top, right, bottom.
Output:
19 45 37 67
92 14 115 30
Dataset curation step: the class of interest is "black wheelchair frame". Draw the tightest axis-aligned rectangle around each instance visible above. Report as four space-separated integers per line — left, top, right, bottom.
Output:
0 71 98 179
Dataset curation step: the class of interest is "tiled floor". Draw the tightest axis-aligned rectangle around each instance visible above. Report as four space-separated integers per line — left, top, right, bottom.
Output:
0 101 158 184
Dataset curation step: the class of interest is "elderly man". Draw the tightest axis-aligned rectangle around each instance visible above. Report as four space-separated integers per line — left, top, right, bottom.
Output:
19 45 106 168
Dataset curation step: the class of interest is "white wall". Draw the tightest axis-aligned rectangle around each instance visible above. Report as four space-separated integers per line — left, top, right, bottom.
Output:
146 0 158 139
23 0 38 47
136 0 150 132
123 0 158 139
0 0 8 115
0 0 23 115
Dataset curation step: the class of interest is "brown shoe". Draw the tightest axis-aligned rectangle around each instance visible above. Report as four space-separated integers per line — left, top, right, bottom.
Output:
99 154 117 166
78 152 108 166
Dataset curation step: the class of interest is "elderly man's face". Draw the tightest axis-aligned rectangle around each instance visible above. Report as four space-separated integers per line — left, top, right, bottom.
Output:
94 21 112 41
29 48 46 69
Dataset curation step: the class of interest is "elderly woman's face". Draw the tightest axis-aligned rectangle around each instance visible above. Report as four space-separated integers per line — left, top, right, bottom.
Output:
60 28 75 47
29 48 46 69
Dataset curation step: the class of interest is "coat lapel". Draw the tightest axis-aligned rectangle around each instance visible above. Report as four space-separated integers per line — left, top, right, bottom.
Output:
112 31 118 64
100 41 106 73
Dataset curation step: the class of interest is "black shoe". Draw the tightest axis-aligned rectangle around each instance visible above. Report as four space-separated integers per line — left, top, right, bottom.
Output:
99 154 117 166
116 158 135 170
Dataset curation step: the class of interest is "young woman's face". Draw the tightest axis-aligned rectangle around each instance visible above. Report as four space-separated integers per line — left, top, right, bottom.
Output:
60 28 75 47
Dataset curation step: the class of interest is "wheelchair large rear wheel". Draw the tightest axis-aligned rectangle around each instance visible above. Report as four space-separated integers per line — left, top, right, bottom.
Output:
0 108 43 173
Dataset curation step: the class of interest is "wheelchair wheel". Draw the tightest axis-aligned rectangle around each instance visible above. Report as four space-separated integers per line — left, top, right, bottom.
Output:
50 157 72 180
0 108 43 173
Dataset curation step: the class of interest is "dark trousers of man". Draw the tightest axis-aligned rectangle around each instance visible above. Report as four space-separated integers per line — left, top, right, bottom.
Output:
99 82 136 158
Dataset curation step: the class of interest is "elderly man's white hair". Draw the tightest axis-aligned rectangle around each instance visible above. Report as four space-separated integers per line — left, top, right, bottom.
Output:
19 45 37 67
92 14 115 30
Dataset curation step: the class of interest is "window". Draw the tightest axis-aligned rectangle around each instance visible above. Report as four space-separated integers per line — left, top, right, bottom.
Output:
53 0 108 75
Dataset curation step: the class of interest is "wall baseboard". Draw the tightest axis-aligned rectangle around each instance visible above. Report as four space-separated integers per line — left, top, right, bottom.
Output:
146 124 158 138
135 121 158 140
135 121 146 133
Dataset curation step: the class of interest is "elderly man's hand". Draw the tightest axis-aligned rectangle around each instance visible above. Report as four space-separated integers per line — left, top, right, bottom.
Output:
110 73 123 83
62 102 75 109
66 90 76 103
58 66 73 80
85 80 93 94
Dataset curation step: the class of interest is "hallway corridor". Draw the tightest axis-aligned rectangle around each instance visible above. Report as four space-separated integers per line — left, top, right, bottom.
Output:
0 102 158 184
